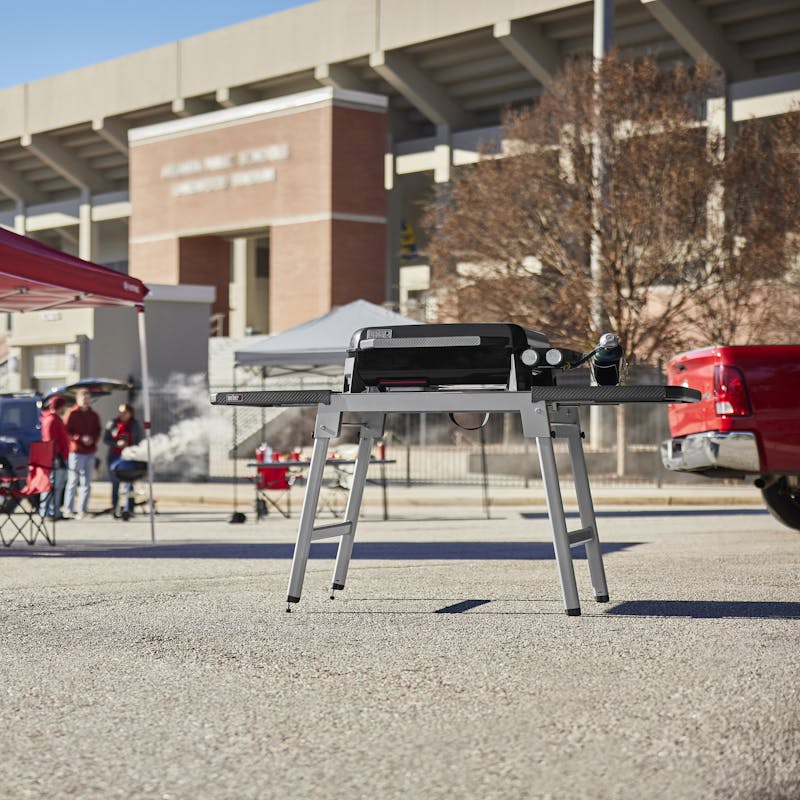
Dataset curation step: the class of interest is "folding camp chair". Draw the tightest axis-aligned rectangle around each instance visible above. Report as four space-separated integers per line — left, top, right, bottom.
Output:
254 462 295 519
0 440 56 546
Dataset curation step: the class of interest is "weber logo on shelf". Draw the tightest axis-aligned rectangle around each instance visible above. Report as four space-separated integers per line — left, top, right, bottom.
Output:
226 393 243 403
365 328 392 339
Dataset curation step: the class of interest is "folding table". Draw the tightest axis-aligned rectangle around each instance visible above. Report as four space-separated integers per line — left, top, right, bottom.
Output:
212 385 698 616
247 457 396 519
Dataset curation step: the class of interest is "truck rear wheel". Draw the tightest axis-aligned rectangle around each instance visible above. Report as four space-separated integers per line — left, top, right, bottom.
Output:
762 476 800 531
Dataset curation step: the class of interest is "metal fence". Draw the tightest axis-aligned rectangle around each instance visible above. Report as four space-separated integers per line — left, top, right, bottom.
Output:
138 365 678 486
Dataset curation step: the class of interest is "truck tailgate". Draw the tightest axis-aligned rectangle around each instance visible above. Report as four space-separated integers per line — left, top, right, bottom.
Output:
666 347 719 437
667 345 800 473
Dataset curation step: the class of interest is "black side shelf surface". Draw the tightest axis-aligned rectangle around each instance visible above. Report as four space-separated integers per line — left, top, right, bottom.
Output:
211 390 333 407
210 385 699 408
530 385 700 404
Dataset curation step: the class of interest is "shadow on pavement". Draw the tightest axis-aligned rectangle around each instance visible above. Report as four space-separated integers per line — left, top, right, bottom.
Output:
310 598 800 619
0 540 639 560
608 600 800 619
435 599 492 613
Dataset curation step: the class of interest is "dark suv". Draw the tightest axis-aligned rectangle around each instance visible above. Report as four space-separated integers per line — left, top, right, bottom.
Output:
0 393 42 480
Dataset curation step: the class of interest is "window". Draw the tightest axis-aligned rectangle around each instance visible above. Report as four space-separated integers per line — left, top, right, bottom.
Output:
255 240 270 279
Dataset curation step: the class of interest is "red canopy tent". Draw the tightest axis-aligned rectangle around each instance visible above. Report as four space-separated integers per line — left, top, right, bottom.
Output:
0 227 147 308
0 227 157 540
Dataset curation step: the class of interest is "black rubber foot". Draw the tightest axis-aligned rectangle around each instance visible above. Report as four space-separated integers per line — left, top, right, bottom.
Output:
595 594 610 603
565 607 582 616
287 595 300 604
332 582 345 590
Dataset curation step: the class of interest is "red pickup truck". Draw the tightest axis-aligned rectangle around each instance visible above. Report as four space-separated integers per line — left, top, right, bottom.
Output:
661 344 800 531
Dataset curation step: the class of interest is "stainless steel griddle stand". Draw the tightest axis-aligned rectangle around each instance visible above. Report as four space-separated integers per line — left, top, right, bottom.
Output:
212 385 698 616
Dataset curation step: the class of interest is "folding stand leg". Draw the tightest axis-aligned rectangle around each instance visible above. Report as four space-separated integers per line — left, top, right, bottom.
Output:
286 431 332 609
536 435 582 616
566 427 609 603
330 413 385 598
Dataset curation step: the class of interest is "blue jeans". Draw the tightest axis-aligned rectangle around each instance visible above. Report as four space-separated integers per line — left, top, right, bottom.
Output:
39 466 66 518
63 452 95 515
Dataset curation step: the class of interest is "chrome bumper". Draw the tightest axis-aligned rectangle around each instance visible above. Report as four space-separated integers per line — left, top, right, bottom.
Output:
661 431 761 474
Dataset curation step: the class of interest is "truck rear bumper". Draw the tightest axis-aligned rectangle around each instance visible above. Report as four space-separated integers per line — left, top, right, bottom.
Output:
661 431 760 474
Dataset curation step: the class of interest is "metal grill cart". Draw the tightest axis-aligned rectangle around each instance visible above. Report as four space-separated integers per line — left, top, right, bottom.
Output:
212 324 699 616
212 385 697 616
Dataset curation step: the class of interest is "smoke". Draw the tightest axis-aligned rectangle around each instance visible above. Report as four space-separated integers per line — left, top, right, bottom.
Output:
121 373 230 479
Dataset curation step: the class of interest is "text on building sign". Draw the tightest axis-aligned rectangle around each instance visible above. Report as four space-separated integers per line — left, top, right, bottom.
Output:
161 144 289 197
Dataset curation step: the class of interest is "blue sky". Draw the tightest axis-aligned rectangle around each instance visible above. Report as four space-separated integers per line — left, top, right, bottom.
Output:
0 0 310 89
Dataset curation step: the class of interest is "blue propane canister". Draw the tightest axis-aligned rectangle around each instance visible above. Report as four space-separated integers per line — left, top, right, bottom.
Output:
592 333 624 386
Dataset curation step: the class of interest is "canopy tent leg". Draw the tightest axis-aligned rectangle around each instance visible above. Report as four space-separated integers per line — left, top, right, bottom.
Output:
137 305 156 544
229 362 246 524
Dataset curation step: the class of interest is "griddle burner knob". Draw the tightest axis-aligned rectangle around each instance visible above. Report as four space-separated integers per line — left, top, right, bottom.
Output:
520 348 539 366
545 348 564 366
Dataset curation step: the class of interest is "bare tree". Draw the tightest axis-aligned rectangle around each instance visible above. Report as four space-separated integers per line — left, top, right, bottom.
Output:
690 111 800 345
425 54 800 361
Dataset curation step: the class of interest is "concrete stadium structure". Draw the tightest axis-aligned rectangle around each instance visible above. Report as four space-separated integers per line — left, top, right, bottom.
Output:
0 0 799 392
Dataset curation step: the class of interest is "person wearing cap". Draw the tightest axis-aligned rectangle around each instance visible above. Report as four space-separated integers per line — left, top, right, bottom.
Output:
39 396 70 519
62 390 102 519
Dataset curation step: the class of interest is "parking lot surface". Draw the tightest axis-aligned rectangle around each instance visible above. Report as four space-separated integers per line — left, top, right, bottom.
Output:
1 499 798 799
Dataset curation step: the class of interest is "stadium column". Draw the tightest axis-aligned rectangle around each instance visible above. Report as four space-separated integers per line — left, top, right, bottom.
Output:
229 237 249 338
434 124 451 184
589 0 615 450
385 137 401 306
13 202 26 235
78 190 95 262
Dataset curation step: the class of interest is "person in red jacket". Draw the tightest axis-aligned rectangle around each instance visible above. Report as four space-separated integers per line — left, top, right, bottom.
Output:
103 403 143 517
39 396 70 519
62 390 102 519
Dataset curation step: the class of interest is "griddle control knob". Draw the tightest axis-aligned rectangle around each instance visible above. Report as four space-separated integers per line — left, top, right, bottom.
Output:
545 348 564 366
520 349 539 366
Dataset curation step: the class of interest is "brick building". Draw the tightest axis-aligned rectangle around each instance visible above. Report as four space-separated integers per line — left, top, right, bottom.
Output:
0 0 798 390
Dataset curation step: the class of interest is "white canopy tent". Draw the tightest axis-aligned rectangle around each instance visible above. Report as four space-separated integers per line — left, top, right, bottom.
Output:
228 300 421 521
234 299 420 371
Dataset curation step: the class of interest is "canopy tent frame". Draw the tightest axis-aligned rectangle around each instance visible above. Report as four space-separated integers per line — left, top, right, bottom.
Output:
0 227 156 542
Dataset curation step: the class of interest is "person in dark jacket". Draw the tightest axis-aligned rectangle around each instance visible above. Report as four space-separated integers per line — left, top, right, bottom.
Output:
103 403 143 517
39 396 69 519
62 390 102 519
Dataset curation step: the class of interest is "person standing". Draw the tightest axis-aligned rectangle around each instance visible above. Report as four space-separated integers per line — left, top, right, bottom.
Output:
62 390 101 519
103 403 143 517
39 396 70 519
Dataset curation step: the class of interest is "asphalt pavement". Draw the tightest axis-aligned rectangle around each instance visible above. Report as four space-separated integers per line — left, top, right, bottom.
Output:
1 485 798 799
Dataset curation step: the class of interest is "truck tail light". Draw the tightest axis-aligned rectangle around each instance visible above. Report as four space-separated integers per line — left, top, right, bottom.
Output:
713 365 751 416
